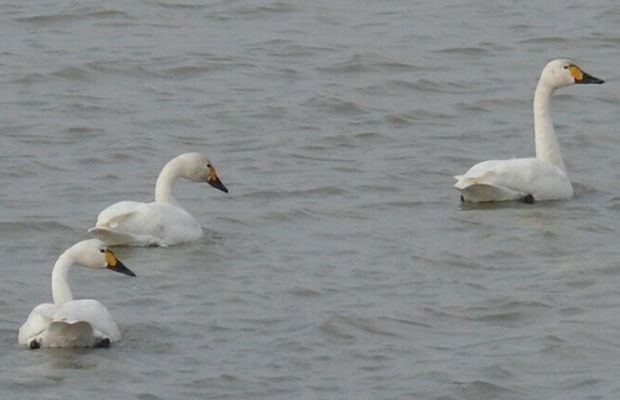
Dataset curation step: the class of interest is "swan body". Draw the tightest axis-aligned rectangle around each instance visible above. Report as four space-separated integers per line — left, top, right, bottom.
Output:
454 158 573 202
18 239 136 349
454 59 603 203
89 152 228 246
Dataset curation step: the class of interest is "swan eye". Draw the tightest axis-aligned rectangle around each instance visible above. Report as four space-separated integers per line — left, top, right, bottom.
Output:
99 249 105 253
563 65 569 70
206 163 212 169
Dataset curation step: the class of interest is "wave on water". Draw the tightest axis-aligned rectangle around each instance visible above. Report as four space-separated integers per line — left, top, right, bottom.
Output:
13 8 128 25
318 53 422 74
0 220 74 234
303 95 374 116
319 314 402 341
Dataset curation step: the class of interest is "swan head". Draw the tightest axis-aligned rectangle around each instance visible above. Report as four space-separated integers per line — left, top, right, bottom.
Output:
540 58 604 89
176 152 229 193
70 239 136 277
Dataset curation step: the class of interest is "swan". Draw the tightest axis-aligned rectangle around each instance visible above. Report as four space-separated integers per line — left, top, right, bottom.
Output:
454 59 604 203
89 152 228 246
18 239 136 349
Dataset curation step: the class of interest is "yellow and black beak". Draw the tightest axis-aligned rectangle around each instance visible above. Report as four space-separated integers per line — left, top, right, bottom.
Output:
104 249 136 277
207 165 229 193
569 64 604 84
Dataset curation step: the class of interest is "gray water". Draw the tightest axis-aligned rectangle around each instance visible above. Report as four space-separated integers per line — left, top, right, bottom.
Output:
2 1 620 399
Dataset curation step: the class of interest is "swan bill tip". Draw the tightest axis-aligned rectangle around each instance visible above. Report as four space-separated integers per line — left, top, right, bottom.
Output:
207 176 229 193
106 258 137 277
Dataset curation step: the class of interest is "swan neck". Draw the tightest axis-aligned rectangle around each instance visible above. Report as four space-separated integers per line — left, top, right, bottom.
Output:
533 82 567 172
51 251 74 305
154 159 182 205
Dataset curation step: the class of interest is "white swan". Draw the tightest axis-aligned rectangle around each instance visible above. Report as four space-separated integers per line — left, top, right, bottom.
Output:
89 152 228 247
454 59 604 203
18 239 136 349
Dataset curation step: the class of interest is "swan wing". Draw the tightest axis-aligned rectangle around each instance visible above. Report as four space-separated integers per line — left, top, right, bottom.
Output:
90 201 141 230
90 201 202 246
18 303 55 347
454 158 573 202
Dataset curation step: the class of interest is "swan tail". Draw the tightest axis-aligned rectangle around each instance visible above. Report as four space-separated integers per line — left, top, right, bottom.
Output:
455 181 523 203
88 211 138 245
88 226 163 247
88 226 112 233
453 174 470 190
88 226 135 246
41 321 97 348
454 170 521 202
93 209 136 231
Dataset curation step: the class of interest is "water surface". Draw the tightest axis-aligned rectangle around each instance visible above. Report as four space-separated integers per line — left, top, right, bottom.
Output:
2 1 620 399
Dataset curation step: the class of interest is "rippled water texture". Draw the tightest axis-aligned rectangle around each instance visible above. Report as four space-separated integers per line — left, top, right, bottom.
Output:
2 1 620 399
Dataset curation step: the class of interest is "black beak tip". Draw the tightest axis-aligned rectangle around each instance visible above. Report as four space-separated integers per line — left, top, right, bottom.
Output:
579 73 605 85
589 77 605 84
208 178 229 193
108 260 137 277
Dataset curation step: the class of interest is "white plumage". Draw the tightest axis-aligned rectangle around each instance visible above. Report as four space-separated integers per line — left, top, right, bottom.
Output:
89 152 228 246
18 239 136 349
454 59 603 203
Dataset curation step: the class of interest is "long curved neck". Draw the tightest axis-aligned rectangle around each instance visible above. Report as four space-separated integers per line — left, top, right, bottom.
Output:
154 158 182 205
533 82 567 172
51 251 74 305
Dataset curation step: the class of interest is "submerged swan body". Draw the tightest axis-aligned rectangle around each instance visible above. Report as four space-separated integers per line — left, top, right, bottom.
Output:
454 59 604 203
18 239 136 349
89 152 228 247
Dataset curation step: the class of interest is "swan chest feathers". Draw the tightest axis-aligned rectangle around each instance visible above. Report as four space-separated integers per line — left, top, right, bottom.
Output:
454 158 573 203
90 201 203 247
18 299 120 348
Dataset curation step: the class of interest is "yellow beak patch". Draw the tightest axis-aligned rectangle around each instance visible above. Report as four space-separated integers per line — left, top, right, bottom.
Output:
105 249 119 268
568 64 584 81
207 165 219 182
